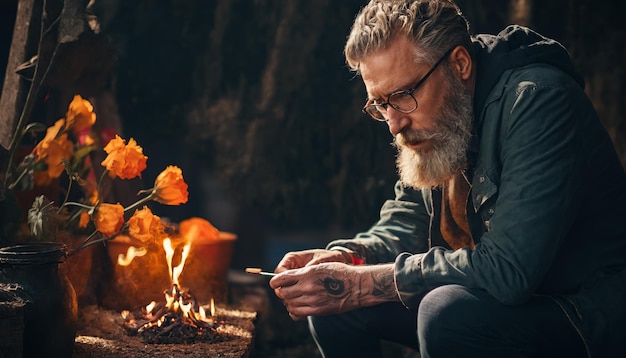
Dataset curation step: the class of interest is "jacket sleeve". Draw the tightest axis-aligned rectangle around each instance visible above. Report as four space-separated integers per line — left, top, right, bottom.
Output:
395 67 591 309
326 180 432 264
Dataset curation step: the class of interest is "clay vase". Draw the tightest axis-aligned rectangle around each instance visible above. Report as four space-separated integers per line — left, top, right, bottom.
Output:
0 242 78 358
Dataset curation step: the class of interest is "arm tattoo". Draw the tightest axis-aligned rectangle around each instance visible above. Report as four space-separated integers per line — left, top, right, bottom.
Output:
371 271 396 299
323 277 345 295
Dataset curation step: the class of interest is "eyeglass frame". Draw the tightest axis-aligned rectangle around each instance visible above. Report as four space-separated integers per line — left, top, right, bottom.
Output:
362 47 455 122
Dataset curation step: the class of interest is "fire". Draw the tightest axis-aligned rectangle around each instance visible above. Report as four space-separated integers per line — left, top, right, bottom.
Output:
121 235 222 344
163 237 191 287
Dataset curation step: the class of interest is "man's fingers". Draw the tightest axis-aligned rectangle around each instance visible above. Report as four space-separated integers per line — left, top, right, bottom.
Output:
269 270 301 289
288 312 306 321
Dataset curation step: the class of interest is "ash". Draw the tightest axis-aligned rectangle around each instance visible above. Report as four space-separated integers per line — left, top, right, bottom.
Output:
122 301 223 344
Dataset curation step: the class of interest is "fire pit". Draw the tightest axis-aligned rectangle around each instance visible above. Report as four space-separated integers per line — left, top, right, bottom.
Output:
120 237 225 344
74 304 256 358
121 287 221 344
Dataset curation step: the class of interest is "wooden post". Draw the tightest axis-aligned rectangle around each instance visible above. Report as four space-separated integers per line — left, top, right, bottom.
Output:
0 0 42 150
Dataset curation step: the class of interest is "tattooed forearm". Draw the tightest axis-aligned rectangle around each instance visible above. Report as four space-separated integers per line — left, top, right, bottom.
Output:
315 264 397 313
369 267 398 300
323 277 345 295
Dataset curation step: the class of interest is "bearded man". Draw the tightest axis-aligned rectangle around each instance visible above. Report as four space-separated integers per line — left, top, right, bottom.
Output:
269 1 626 357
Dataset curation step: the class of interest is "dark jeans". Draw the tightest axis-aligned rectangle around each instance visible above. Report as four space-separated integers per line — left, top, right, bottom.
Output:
308 284 587 358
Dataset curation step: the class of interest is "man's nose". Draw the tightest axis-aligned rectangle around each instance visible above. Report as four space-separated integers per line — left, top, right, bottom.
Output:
386 107 411 135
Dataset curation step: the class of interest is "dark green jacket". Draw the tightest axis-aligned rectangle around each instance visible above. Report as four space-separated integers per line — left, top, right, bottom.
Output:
328 26 626 357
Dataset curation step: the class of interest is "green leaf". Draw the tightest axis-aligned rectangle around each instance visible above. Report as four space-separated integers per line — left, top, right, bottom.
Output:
28 196 54 240
8 154 36 191
74 144 95 161
21 122 47 137
27 195 68 241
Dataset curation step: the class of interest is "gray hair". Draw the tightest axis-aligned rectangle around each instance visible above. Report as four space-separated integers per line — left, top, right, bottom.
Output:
344 0 472 70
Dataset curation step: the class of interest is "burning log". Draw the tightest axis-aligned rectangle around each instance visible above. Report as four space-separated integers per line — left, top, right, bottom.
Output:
121 284 222 344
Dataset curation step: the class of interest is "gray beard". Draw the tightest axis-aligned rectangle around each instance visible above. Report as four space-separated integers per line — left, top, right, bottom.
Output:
393 71 473 190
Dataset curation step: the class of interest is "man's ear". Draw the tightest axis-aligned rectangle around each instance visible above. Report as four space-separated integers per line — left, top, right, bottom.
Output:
450 45 472 81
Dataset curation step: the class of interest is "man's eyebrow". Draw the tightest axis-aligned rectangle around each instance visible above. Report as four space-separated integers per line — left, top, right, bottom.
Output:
367 78 415 102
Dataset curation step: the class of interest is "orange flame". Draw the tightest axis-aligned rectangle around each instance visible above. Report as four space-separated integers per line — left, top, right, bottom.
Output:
156 236 215 326
163 237 191 286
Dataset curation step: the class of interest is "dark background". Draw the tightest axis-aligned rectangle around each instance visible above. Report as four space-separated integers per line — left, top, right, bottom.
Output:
1 0 625 271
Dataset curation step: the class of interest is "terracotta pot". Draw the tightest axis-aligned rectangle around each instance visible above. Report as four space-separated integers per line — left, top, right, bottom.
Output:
101 232 236 311
180 232 237 304
101 238 170 310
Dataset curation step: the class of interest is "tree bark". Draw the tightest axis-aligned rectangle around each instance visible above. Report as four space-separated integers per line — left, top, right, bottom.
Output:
0 0 41 150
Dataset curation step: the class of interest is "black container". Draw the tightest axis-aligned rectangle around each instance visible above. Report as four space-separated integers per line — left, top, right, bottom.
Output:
0 242 78 358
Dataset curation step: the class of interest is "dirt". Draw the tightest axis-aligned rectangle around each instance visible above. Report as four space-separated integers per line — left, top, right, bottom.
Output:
73 305 256 358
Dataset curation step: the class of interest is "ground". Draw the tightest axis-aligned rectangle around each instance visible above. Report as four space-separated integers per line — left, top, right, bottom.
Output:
73 305 256 358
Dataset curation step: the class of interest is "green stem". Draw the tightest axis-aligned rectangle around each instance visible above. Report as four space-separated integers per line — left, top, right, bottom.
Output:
68 207 83 224
124 190 156 213
94 169 109 205
57 171 74 214
68 229 100 256
6 163 31 190
71 236 114 254
62 201 94 210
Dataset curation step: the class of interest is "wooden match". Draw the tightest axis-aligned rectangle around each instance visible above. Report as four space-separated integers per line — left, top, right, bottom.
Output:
245 267 277 277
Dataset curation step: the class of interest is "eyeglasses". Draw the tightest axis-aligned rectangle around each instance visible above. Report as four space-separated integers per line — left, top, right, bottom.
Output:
362 47 454 121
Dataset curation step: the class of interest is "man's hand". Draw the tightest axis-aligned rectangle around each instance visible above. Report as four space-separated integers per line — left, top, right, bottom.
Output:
269 262 398 320
273 249 351 273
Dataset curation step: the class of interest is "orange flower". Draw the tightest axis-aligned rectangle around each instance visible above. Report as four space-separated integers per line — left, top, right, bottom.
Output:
93 203 124 237
66 95 96 134
127 206 165 244
153 166 188 205
179 217 219 242
33 119 66 161
42 134 74 179
78 210 91 229
101 135 147 179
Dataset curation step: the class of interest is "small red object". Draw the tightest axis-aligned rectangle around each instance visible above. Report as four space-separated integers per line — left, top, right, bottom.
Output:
349 253 364 265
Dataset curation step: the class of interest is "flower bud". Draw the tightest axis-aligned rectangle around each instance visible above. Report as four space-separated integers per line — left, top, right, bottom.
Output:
101 135 148 180
127 206 165 244
93 203 125 237
153 166 189 205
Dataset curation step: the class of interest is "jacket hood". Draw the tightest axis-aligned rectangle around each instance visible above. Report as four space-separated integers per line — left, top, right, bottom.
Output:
472 25 584 114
